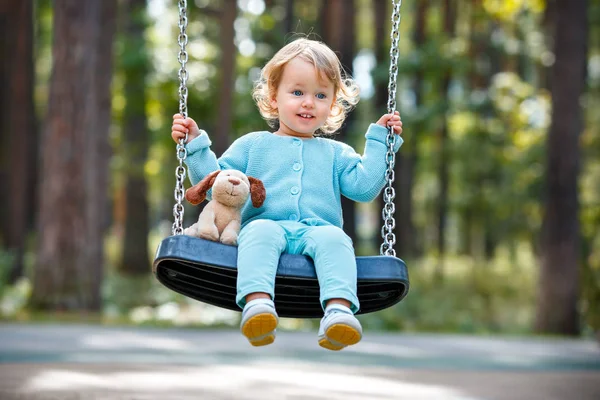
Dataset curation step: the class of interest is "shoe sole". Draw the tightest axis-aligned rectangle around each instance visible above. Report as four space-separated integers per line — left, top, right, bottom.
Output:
318 338 345 351
318 323 362 351
241 312 278 347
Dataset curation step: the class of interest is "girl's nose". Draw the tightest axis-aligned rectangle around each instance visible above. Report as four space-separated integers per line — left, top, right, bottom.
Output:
302 97 314 108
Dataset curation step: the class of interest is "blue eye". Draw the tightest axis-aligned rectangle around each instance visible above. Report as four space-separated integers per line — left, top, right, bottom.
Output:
316 93 327 99
292 90 302 96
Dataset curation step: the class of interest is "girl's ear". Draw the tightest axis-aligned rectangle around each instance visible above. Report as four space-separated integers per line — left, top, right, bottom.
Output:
270 96 277 110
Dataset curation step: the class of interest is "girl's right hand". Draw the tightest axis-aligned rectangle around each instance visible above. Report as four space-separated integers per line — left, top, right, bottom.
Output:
172 113 202 143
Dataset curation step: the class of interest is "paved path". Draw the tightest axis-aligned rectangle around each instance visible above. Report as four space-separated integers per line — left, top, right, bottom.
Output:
0 324 599 399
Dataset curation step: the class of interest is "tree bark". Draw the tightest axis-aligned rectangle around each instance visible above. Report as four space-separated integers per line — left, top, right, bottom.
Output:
0 0 36 283
321 0 358 243
402 0 426 258
373 0 418 258
284 0 295 35
461 0 491 260
214 0 237 157
372 0 388 254
435 0 455 281
32 0 116 311
119 0 151 276
535 0 587 336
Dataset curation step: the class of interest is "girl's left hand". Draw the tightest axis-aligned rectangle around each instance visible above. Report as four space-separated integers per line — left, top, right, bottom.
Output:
376 111 403 135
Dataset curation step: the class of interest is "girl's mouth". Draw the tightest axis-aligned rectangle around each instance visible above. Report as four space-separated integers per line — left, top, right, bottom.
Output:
298 114 314 119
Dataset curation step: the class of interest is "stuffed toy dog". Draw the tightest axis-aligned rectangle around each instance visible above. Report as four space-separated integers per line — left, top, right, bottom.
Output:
183 169 266 245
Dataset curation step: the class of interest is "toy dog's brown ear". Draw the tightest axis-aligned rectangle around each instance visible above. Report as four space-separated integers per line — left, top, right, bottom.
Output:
248 176 266 208
185 170 220 205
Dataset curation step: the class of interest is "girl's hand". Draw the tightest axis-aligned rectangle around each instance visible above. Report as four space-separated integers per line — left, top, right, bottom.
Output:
172 114 202 143
376 111 403 135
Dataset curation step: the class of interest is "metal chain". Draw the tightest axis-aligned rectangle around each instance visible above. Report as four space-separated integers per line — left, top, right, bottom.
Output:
172 0 189 235
380 0 402 256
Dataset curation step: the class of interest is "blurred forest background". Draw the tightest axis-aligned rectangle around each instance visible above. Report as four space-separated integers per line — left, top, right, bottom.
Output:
0 0 598 339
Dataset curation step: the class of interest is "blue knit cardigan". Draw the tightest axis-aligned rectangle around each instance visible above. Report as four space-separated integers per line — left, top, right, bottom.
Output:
184 123 403 228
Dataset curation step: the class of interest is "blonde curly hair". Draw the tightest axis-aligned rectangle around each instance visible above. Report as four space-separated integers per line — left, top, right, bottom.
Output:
252 38 360 135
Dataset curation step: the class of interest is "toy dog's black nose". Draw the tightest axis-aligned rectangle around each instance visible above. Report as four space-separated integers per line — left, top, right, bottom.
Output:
229 178 240 186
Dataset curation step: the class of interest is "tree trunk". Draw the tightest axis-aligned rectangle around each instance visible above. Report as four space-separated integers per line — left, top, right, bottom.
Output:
87 0 116 295
284 0 295 35
373 0 418 258
372 0 388 254
214 0 237 157
320 0 358 243
535 0 587 336
462 0 491 260
0 0 36 283
401 0 426 258
32 0 116 312
119 0 151 276
435 0 455 282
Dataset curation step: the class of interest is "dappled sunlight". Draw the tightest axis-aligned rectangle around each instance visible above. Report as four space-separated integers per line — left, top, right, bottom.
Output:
342 334 600 369
483 0 545 21
128 301 240 326
2 324 599 399
347 341 434 359
80 331 191 351
0 277 31 318
24 363 480 400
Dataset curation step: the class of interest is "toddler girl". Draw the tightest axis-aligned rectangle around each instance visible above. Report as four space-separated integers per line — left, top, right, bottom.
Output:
171 38 403 350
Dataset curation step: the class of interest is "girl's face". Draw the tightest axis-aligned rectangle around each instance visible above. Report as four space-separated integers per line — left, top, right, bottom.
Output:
270 57 335 138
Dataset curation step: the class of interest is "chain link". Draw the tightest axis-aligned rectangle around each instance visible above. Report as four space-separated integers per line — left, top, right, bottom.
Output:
380 0 402 256
172 0 189 235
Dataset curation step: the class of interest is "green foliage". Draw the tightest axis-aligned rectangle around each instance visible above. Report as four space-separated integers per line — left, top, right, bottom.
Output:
582 253 600 336
448 72 549 251
359 251 537 334
102 272 155 316
581 181 600 335
0 250 15 293
0 251 31 319
102 269 239 328
22 0 599 336
483 0 545 21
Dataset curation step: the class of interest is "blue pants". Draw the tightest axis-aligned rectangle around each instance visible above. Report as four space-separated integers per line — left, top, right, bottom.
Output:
235 219 360 313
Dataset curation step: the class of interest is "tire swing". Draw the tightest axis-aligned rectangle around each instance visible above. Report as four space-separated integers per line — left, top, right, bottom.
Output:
153 0 408 318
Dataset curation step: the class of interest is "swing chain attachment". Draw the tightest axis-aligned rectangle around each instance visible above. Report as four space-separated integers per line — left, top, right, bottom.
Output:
173 0 189 235
381 0 402 257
